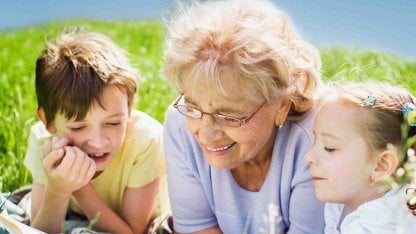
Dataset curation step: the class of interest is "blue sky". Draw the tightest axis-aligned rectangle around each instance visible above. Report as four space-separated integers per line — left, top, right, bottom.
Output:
0 0 415 59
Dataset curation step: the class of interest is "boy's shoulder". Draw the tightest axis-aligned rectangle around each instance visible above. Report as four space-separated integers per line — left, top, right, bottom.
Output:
30 121 51 139
125 110 163 140
129 110 162 128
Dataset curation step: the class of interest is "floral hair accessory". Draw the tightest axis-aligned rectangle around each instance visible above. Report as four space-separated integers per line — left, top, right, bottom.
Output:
362 94 377 107
402 103 416 126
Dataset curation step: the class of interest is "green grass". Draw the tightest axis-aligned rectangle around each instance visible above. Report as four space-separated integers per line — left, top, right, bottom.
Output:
320 46 416 90
0 20 415 192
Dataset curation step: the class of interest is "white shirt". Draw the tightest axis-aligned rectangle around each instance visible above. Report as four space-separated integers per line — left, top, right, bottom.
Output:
325 186 416 234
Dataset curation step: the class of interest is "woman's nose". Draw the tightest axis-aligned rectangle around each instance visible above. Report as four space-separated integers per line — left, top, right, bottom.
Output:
190 116 223 144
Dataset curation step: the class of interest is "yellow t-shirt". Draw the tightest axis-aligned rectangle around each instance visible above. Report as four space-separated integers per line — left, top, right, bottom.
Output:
24 110 169 216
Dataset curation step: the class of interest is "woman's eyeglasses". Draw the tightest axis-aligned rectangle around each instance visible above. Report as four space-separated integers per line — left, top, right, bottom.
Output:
173 95 264 127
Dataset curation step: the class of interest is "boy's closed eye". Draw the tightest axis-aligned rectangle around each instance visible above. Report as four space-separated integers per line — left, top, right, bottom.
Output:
69 126 86 131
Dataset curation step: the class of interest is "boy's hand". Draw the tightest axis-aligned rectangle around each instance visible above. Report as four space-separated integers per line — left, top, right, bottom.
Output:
42 139 96 195
42 136 71 157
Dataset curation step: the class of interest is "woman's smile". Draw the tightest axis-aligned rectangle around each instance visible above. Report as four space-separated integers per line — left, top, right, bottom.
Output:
205 142 236 155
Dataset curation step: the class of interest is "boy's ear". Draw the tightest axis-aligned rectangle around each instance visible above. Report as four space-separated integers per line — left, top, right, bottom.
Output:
371 150 399 183
274 99 291 126
36 107 57 134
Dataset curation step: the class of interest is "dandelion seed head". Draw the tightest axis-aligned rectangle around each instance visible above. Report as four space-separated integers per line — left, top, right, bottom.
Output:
408 148 415 157
397 168 405 177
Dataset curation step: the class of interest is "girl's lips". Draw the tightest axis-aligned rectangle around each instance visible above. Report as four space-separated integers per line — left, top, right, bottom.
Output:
205 142 236 155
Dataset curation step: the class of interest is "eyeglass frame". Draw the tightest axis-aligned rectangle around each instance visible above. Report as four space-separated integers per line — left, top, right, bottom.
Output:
173 94 265 127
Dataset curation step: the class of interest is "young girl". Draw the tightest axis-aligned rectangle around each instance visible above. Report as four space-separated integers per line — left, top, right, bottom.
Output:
305 82 416 233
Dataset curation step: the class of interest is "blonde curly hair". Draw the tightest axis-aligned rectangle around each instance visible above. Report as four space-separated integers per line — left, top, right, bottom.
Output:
164 0 322 120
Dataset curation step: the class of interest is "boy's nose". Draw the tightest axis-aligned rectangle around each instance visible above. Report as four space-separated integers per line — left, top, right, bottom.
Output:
88 132 109 148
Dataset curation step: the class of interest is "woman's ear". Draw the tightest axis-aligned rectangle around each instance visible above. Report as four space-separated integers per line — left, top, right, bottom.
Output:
274 99 291 126
36 107 57 134
371 150 399 183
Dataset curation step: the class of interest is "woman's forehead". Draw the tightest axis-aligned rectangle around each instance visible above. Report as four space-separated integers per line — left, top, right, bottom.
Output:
181 70 262 104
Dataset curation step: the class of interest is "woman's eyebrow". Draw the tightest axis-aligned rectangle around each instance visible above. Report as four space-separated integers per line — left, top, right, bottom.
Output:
184 95 251 114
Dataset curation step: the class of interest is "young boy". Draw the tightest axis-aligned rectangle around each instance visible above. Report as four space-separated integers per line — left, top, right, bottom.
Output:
24 29 168 233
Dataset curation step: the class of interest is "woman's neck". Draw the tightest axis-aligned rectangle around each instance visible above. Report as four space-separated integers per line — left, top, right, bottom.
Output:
231 153 272 192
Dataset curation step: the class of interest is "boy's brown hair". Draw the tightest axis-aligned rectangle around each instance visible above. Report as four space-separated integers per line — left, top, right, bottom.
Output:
35 28 138 126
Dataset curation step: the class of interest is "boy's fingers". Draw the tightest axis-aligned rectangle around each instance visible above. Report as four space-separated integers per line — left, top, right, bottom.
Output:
42 138 52 157
59 146 76 173
77 155 95 181
43 148 65 170
53 137 72 150
72 147 89 175
85 158 96 181
43 136 69 157
51 136 60 149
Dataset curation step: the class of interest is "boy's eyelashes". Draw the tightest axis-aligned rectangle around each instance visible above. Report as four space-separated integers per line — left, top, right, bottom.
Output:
68 122 121 131
69 126 85 131
107 122 121 126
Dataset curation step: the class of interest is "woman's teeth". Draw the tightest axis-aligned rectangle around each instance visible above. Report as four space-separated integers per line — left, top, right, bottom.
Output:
206 143 234 152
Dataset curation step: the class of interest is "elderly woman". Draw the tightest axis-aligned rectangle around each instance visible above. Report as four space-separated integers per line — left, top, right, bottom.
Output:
163 0 324 233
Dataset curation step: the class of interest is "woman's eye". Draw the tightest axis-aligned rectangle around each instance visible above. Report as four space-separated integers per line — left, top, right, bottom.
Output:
185 107 198 114
222 116 240 122
108 122 121 126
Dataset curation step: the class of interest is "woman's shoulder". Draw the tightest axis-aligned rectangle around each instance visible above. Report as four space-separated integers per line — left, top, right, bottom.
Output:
130 110 162 128
163 105 188 138
291 106 317 131
282 106 318 145
164 105 186 126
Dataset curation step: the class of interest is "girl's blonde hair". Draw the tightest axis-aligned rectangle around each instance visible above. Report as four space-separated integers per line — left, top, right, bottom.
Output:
164 0 321 120
324 82 416 153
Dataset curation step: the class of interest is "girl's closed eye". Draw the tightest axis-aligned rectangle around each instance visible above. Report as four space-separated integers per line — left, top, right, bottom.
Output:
324 147 336 152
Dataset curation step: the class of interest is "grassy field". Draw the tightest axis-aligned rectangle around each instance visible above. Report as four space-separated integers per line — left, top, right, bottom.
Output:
0 20 415 192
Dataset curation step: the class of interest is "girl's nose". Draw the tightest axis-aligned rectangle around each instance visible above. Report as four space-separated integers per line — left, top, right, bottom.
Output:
305 148 318 166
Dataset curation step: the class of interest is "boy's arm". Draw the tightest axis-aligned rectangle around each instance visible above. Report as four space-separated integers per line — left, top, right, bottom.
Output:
30 182 70 234
73 177 161 234
121 177 161 233
30 139 96 233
